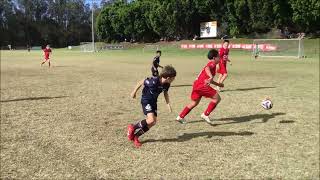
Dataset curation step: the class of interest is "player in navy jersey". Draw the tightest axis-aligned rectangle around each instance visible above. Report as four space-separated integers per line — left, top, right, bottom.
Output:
127 65 176 148
151 50 163 76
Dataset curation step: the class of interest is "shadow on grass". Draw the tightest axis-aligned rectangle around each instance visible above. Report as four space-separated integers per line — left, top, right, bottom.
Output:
188 112 286 125
1 96 68 102
171 85 275 91
279 120 295 123
171 84 193 88
223 86 276 92
142 131 254 143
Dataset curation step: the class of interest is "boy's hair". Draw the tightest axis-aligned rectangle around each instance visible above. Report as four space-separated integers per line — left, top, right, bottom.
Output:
160 65 176 78
156 50 161 55
207 49 219 60
223 40 229 44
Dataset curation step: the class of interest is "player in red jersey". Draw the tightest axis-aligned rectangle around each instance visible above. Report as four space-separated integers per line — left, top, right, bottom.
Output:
41 45 52 67
176 49 224 124
217 40 232 91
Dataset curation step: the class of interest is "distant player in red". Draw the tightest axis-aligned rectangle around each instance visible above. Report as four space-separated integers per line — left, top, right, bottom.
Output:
176 49 224 124
217 40 232 91
41 45 52 67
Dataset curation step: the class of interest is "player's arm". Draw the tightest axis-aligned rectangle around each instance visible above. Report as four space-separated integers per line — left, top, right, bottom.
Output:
158 64 163 68
130 79 144 99
227 58 232 65
163 91 172 113
204 66 214 86
211 80 224 87
204 66 224 87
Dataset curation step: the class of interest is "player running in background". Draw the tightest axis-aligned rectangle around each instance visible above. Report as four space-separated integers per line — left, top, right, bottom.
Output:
151 50 163 76
41 45 52 67
176 49 224 124
216 40 232 91
127 65 176 148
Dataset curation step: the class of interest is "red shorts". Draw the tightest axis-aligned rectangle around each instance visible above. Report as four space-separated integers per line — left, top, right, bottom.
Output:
44 57 50 60
218 63 227 74
191 83 217 101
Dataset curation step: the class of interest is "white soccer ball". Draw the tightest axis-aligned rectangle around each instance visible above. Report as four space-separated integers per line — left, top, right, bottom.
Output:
261 99 273 110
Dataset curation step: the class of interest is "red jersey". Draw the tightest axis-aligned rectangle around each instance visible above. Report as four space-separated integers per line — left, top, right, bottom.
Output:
194 61 217 88
219 48 229 64
43 48 52 59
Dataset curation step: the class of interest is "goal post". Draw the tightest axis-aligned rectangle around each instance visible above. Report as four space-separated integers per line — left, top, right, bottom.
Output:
252 39 304 59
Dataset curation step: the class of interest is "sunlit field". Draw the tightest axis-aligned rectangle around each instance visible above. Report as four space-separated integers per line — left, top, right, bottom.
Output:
1 39 319 179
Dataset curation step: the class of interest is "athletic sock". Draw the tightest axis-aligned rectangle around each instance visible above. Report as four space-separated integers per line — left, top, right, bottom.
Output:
204 102 217 116
134 119 149 137
179 106 191 118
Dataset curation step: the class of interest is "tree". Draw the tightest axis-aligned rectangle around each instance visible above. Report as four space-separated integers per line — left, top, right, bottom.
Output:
289 0 320 32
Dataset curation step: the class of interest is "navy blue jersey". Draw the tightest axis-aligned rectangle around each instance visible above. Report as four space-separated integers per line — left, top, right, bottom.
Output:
153 56 160 68
141 77 170 103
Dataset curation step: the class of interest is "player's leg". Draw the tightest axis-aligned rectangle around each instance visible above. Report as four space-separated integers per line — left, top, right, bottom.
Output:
127 102 157 147
201 87 221 124
41 59 47 66
218 64 227 91
176 89 201 123
132 113 157 147
220 73 228 84
48 59 51 67
216 74 223 91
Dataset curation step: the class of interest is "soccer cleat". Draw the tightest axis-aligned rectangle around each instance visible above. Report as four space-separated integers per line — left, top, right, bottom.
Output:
201 113 213 124
176 116 187 124
133 136 142 147
127 124 135 141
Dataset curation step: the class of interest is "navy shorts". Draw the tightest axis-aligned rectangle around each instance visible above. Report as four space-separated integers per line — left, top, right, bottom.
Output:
141 101 157 116
151 67 159 77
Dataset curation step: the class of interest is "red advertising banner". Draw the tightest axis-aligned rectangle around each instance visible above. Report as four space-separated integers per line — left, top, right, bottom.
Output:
180 44 277 51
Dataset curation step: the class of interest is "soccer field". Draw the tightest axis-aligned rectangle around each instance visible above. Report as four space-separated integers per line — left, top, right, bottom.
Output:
1 40 319 179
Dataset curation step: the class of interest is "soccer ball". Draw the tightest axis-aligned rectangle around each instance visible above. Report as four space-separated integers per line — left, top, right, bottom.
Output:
261 99 273 110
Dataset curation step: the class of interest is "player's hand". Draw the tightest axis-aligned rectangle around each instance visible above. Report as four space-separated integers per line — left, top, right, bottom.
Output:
167 104 172 113
130 92 136 99
229 62 232 66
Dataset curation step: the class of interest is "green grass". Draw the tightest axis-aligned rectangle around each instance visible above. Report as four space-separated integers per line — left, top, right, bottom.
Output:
1 39 319 179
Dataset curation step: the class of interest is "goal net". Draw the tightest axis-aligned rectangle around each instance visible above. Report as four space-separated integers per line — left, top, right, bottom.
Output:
252 39 304 58
80 42 95 52
142 44 160 53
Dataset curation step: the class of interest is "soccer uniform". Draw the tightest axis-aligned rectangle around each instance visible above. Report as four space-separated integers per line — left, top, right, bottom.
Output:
141 76 170 116
151 56 160 76
191 61 217 101
217 47 229 74
43 48 52 60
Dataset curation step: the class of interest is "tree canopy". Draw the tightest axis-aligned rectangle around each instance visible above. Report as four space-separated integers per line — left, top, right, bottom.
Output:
1 0 319 47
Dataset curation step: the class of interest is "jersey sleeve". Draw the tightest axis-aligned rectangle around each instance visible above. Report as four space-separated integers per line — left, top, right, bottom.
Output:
144 77 158 88
206 61 215 69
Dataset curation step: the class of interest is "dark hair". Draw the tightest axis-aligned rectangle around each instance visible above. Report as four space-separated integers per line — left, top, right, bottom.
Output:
207 49 219 60
223 40 229 44
156 50 161 55
160 65 176 78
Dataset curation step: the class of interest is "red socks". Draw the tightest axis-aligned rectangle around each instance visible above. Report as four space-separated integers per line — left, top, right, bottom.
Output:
179 106 191 118
204 101 217 116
